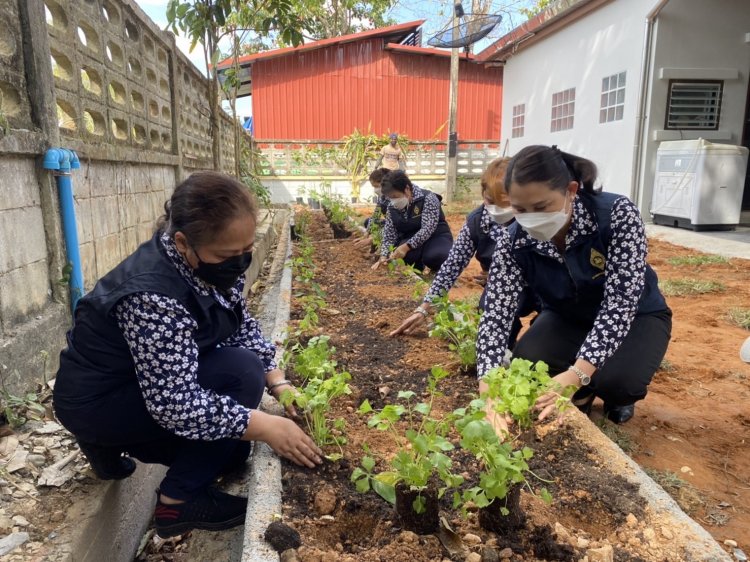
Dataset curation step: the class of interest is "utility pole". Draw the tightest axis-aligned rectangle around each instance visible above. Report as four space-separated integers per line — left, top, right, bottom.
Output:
445 2 463 203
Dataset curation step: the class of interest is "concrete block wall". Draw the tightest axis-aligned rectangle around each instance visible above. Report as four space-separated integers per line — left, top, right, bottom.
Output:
0 0 254 394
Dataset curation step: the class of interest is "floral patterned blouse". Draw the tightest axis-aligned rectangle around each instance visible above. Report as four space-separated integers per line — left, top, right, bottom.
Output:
424 206 502 302
113 233 276 441
380 185 442 257
476 195 648 377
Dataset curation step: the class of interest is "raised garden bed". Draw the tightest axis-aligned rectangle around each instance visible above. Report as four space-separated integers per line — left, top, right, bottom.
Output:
271 210 731 562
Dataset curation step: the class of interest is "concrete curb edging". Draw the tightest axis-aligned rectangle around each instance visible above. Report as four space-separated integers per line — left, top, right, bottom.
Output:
241 212 293 562
566 412 731 561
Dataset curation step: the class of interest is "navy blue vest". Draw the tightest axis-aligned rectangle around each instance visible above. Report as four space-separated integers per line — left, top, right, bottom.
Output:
388 188 452 243
466 205 496 271
54 233 243 406
507 192 667 325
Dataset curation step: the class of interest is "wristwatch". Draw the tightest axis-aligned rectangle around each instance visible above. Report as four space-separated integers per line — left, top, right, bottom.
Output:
569 365 591 386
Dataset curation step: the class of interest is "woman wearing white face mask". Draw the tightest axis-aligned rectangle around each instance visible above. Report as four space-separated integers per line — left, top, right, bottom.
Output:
390 158 538 339
354 167 390 251
477 145 671 433
371 170 454 272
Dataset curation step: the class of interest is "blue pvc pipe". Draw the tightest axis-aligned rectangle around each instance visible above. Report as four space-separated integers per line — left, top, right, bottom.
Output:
43 148 83 312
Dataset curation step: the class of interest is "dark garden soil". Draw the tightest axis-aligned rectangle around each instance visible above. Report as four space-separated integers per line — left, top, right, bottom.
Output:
277 209 746 562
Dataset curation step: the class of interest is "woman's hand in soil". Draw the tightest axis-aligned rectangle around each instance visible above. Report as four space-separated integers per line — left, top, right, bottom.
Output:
390 304 431 337
245 410 323 468
535 370 580 422
389 243 410 261
353 235 373 249
371 257 388 270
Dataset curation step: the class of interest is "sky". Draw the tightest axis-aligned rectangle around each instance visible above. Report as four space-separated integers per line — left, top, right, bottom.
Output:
133 0 537 116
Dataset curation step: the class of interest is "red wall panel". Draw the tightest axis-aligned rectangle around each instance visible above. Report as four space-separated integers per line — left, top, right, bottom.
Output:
252 38 503 141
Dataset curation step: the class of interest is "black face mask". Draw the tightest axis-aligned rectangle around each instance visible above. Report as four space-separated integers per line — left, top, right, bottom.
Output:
193 250 253 292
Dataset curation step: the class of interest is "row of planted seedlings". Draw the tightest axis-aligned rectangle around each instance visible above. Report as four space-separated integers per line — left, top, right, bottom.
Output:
281 223 576 543
281 210 352 456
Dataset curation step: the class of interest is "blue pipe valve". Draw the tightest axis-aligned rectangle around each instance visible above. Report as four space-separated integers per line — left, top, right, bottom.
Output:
44 148 83 312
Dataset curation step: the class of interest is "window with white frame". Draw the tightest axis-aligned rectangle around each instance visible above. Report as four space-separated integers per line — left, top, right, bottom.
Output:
665 80 723 130
600 71 626 123
551 88 575 132
511 103 525 138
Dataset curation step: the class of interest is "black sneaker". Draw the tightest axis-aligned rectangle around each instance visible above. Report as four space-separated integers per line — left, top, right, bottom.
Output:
78 442 136 480
154 487 247 538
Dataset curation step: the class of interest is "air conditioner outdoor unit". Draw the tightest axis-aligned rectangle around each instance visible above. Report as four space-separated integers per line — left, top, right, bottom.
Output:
651 138 748 231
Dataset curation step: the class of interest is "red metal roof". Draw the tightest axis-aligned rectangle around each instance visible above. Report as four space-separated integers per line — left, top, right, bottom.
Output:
216 20 425 69
477 0 601 62
384 43 476 60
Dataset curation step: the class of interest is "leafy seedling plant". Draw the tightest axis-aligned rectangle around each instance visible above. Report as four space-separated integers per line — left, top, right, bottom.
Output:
482 358 576 431
351 366 464 514
429 295 481 370
453 404 544 513
280 336 351 456
280 370 351 450
0 389 47 428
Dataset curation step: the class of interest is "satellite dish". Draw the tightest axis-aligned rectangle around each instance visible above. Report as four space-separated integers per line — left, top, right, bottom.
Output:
427 14 502 49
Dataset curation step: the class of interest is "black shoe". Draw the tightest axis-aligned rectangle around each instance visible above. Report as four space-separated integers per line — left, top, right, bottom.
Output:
78 442 136 480
604 403 635 424
154 487 248 538
572 392 595 416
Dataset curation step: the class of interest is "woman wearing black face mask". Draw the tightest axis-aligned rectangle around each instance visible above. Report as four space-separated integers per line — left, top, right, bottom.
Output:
477 145 671 435
53 172 322 539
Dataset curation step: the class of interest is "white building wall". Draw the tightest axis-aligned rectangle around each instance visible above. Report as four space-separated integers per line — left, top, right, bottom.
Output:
500 0 658 198
638 0 750 211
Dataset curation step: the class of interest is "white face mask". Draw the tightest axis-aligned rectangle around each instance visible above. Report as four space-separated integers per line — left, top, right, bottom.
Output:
390 196 409 210
485 204 515 224
373 187 382 196
514 193 571 241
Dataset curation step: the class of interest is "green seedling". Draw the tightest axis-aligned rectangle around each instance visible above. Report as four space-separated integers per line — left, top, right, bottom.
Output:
429 296 481 369
352 366 464 514
280 370 351 448
482 359 576 430
287 336 338 382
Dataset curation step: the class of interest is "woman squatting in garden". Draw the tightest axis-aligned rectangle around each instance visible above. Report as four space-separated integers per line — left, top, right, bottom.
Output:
477 145 672 433
390 158 537 347
354 167 390 250
53 172 322 538
371 170 454 272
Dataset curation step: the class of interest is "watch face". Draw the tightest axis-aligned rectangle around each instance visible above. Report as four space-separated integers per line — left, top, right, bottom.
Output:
581 375 591 385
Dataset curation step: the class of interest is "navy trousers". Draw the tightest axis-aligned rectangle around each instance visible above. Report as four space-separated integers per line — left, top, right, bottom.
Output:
512 309 672 406
402 232 454 272
57 347 266 500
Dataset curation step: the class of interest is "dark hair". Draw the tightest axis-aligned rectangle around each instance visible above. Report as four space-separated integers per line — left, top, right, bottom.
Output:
481 157 511 206
369 167 389 184
380 169 412 196
504 145 599 194
158 171 257 247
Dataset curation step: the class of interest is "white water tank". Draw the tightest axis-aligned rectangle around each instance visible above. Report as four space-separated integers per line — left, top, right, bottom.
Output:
651 138 748 231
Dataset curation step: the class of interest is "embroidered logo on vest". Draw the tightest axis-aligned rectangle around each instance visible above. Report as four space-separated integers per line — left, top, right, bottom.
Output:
590 248 606 279
412 205 421 217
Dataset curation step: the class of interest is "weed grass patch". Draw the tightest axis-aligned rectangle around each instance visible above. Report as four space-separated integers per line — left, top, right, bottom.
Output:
666 255 728 267
727 308 750 330
659 279 725 297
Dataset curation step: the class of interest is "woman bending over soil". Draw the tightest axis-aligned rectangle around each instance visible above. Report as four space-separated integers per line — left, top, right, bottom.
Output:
477 145 672 433
53 172 322 538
